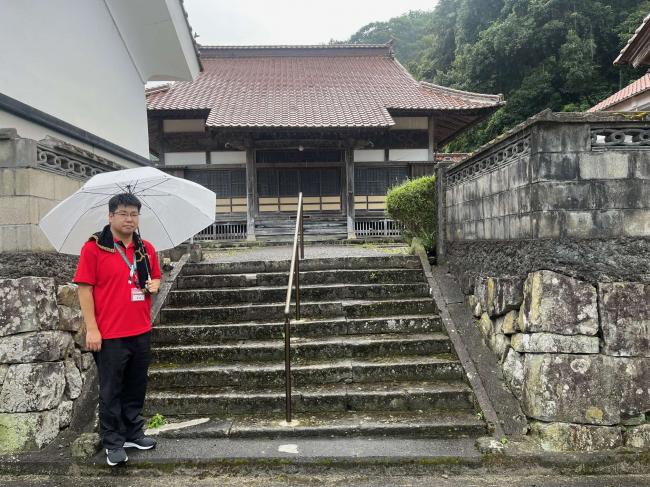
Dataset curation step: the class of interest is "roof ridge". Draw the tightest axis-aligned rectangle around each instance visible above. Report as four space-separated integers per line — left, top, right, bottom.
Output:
198 43 390 49
419 81 504 103
198 44 393 59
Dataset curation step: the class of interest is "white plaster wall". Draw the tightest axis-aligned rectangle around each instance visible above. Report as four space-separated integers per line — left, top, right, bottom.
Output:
0 1 149 157
210 151 246 165
353 149 385 162
165 152 206 165
390 117 429 130
389 149 429 161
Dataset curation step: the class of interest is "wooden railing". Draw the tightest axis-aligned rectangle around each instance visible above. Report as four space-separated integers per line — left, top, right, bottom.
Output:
355 217 404 237
283 193 304 422
193 221 247 241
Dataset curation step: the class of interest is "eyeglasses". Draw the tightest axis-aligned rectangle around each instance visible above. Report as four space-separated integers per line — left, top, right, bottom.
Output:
113 212 140 218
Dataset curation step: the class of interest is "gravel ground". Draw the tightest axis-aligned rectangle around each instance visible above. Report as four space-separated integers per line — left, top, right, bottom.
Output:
203 244 411 263
0 473 646 487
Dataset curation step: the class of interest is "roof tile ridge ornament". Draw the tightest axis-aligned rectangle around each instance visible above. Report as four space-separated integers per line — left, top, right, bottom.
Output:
419 81 505 105
145 83 172 97
197 44 392 58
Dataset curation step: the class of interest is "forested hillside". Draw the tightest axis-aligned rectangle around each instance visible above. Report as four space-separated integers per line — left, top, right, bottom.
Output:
345 0 650 151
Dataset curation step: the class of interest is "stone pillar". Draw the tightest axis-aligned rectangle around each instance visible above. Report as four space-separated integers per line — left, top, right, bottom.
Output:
435 162 450 263
0 130 82 252
245 147 256 241
345 148 355 239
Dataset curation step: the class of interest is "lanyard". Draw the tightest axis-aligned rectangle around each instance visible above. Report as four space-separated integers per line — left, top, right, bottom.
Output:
114 243 137 285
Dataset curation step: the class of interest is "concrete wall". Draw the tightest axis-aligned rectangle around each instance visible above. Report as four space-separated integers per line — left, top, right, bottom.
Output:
445 113 650 242
0 1 148 156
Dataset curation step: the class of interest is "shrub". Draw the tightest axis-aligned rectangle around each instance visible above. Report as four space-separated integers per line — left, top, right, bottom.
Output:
386 175 436 250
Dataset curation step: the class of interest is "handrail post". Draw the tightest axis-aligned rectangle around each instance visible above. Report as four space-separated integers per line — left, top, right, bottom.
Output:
283 192 305 425
300 206 304 259
284 315 292 423
295 249 300 321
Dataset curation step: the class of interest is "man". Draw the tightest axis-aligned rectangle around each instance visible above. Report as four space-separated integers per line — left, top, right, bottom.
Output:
74 193 161 466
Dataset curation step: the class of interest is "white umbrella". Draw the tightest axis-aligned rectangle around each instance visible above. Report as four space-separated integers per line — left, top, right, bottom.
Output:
39 167 216 254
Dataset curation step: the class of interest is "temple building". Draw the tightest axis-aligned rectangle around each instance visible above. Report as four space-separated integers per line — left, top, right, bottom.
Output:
146 44 503 241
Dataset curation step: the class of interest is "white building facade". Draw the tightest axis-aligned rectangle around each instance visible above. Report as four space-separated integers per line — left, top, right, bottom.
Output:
0 0 200 251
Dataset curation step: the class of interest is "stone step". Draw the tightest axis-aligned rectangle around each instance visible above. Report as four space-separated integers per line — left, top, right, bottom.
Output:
152 315 442 344
176 268 426 289
159 297 436 324
144 381 476 416
166 283 430 307
147 410 486 439
182 255 421 276
150 332 452 363
148 355 464 389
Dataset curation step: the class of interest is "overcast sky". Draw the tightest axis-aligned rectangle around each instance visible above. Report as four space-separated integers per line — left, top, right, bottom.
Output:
184 0 436 45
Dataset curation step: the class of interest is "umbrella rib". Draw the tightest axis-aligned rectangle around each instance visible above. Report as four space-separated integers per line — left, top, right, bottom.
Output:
133 178 169 195
139 198 176 246
58 194 112 251
79 190 122 196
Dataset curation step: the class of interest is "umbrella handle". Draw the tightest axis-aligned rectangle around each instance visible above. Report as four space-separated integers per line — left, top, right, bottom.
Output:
136 228 152 282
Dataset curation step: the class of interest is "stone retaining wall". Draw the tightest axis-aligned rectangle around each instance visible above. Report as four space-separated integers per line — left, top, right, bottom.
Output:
0 277 97 453
468 270 650 451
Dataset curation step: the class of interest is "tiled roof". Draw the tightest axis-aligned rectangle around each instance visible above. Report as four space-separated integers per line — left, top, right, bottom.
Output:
146 45 503 130
588 73 650 112
435 152 468 163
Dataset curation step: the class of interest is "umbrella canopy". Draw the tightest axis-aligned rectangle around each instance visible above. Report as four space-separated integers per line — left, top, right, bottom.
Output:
39 167 216 254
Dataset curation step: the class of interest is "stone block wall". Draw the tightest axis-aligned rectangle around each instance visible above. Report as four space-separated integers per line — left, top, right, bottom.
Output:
442 112 650 451
469 270 650 451
444 111 650 243
0 277 97 453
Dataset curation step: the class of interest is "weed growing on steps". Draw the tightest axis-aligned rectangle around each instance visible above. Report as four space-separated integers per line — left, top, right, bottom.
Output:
147 413 167 429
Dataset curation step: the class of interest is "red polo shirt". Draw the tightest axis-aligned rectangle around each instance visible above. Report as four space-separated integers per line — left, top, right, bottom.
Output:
74 238 161 339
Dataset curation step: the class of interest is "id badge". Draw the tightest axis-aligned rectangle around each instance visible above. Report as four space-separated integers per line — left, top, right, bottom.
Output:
131 288 145 302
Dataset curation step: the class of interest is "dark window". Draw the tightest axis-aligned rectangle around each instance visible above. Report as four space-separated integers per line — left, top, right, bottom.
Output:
257 168 341 198
320 168 340 196
186 169 246 198
279 170 300 197
257 169 279 197
355 166 408 195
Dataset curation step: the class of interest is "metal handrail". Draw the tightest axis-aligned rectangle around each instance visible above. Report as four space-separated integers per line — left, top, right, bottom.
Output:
283 192 304 423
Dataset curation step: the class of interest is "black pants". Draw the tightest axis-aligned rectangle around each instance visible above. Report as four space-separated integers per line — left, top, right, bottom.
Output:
93 331 151 450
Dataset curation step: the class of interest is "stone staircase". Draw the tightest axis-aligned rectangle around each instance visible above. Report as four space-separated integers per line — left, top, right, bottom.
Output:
146 255 487 438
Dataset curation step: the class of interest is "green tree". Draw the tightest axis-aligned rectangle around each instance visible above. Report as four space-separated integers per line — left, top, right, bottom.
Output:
345 0 650 152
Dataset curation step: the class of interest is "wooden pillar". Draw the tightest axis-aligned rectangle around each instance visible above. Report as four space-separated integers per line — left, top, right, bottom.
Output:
428 115 435 162
345 148 355 239
245 147 256 241
158 118 165 165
